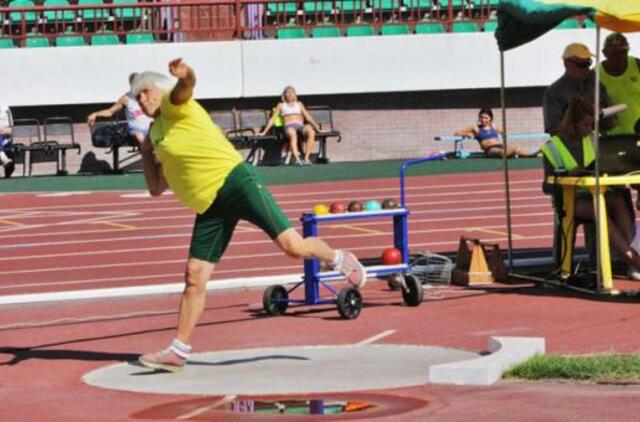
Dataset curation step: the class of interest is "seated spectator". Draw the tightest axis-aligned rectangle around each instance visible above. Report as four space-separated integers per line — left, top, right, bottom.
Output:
0 100 14 178
260 86 323 166
455 107 538 158
87 73 153 145
540 98 640 279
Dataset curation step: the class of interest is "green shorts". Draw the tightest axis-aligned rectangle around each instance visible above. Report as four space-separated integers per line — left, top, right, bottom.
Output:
189 162 292 263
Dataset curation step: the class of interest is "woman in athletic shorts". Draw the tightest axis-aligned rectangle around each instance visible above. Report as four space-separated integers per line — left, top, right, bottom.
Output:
455 107 538 158
260 86 323 166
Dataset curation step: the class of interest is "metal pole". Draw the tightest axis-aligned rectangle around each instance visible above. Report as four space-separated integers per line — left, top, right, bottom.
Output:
593 27 602 288
500 50 514 267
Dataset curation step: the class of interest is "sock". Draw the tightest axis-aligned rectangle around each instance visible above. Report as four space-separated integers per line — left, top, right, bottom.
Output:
169 338 192 359
331 250 343 269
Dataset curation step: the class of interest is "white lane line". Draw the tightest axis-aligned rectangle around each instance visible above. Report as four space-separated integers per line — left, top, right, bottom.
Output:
176 395 238 420
0 273 306 305
355 330 397 346
0 233 557 280
0 210 554 250
0 273 183 290
0 221 557 262
1 177 541 212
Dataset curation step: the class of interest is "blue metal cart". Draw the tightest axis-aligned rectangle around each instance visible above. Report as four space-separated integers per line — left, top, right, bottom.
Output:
263 153 447 319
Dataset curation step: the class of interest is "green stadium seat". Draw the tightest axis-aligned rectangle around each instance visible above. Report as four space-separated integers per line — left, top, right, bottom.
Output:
584 18 596 28
44 0 75 23
403 0 431 7
267 2 297 14
336 0 366 12
346 25 376 37
381 23 409 36
439 0 465 7
311 26 341 38
91 31 120 45
556 19 581 29
78 0 110 20
415 22 445 34
113 0 142 19
126 32 154 44
9 0 38 24
0 38 15 48
451 21 478 33
303 1 333 13
26 36 50 48
371 0 399 10
56 34 85 46
277 27 306 39
483 21 498 32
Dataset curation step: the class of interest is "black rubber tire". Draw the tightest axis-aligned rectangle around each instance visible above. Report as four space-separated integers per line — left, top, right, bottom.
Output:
402 274 423 307
263 285 289 316
336 286 363 320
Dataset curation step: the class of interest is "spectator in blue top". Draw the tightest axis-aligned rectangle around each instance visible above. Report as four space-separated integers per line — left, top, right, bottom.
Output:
455 107 537 158
0 101 14 178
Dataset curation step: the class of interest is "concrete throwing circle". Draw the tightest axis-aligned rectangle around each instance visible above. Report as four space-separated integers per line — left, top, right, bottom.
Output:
84 344 477 395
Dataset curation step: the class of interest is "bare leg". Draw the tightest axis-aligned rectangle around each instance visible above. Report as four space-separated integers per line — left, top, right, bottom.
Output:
286 128 301 164
303 125 315 162
175 257 215 344
575 200 640 270
275 227 335 262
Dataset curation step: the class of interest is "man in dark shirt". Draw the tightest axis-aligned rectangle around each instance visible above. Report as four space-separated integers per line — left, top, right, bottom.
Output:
543 43 612 135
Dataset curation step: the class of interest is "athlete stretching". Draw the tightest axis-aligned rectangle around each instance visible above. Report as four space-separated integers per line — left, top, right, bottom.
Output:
136 59 366 372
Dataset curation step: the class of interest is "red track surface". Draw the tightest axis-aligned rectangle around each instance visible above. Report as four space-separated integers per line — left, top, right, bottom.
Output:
2 168 640 421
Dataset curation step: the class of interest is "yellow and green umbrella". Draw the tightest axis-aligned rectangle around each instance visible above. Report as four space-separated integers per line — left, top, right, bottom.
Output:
496 0 640 51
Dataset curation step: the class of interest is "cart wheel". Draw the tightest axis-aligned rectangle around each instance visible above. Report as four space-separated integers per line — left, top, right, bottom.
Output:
336 286 363 320
263 285 289 316
386 273 403 290
402 275 423 307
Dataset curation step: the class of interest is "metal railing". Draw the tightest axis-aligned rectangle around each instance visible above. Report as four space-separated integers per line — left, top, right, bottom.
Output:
0 0 507 46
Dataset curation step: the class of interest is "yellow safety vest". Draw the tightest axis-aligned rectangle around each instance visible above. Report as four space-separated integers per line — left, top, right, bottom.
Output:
540 135 595 171
598 57 640 135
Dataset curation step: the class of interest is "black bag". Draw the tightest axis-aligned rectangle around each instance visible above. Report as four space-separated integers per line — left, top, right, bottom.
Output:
91 122 135 148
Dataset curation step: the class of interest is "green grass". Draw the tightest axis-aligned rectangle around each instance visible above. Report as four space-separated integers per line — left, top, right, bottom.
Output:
505 353 640 382
0 158 540 193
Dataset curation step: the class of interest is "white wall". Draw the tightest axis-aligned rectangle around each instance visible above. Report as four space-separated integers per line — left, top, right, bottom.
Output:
3 29 640 106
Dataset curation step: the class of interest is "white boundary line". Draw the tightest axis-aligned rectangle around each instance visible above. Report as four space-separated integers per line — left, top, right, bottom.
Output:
355 330 397 346
0 273 304 305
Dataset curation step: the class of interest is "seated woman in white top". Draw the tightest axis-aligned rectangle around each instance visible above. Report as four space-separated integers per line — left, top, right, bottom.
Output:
261 86 323 166
87 73 154 145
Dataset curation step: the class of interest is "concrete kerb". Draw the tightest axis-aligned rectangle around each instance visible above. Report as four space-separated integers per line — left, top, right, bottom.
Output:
428 336 546 386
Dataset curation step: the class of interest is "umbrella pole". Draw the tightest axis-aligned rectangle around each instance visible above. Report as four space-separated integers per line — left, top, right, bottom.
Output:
500 50 514 268
593 27 602 289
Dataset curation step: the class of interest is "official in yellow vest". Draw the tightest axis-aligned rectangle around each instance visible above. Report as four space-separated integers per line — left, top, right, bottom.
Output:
541 99 640 279
598 33 640 136
132 59 366 372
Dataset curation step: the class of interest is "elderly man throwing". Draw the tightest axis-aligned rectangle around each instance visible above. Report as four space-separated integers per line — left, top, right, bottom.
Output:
135 59 366 372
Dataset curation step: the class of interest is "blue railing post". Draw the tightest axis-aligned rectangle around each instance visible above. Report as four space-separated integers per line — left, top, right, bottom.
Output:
301 213 320 304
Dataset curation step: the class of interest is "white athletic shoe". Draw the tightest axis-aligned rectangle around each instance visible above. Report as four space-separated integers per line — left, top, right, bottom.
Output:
336 250 367 288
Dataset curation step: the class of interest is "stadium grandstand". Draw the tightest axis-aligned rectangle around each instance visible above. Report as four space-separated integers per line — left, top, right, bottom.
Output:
0 0 609 176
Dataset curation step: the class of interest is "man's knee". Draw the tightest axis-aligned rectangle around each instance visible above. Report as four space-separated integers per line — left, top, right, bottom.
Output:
185 259 212 292
277 230 306 259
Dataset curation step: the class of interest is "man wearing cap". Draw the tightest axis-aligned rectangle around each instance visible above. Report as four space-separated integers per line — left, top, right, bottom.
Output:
598 33 640 212
543 43 611 135
598 33 640 135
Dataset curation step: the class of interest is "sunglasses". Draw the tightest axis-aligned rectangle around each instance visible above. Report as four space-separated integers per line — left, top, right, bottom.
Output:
568 59 592 69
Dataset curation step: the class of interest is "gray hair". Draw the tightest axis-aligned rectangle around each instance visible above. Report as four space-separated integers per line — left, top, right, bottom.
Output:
131 71 175 95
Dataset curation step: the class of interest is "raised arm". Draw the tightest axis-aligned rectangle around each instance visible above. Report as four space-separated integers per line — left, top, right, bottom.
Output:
169 58 196 106
300 103 322 132
454 125 477 137
87 95 127 126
